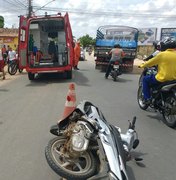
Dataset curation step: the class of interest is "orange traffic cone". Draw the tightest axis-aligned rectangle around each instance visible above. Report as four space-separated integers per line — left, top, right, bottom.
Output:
58 83 76 123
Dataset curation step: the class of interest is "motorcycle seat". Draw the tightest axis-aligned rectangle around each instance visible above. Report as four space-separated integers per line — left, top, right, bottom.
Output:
153 80 176 91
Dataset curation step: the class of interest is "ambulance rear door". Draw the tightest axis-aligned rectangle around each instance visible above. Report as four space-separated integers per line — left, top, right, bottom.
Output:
18 15 28 69
64 13 74 66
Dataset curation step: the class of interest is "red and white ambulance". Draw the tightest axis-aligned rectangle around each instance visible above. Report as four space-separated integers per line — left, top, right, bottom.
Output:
18 12 74 80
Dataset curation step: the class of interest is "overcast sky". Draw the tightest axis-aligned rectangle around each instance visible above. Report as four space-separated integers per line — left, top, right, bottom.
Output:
1 0 176 39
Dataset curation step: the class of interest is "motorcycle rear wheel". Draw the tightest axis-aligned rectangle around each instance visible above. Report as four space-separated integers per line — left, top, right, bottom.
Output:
112 71 117 81
137 86 149 110
162 94 176 128
45 136 97 180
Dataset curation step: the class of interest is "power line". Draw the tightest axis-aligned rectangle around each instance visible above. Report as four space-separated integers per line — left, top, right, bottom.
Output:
14 0 27 8
34 0 55 13
3 0 25 8
32 6 176 19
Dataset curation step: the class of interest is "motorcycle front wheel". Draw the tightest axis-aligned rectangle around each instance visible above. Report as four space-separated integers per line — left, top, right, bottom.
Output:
137 86 149 110
8 62 17 75
138 74 143 86
45 136 97 180
162 94 176 128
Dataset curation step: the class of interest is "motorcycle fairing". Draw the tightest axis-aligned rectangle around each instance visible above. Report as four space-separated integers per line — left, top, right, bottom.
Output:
81 101 128 180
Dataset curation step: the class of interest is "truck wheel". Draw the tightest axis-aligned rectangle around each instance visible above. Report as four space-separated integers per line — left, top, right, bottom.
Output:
66 70 72 79
28 72 35 80
128 66 133 73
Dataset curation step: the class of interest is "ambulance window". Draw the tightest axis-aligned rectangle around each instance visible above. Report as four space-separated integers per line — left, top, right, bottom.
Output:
20 29 26 42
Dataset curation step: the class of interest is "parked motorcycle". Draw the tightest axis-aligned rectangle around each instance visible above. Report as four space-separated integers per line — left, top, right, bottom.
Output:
45 100 140 180
137 66 176 128
8 59 23 75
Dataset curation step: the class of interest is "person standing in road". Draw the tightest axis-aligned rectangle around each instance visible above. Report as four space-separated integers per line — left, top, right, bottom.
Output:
8 48 16 64
74 40 81 70
105 44 125 79
0 49 6 80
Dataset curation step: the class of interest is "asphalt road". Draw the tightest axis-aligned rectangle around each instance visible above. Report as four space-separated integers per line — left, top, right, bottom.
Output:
0 54 176 180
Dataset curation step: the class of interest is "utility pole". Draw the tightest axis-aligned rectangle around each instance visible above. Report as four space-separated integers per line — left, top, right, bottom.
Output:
28 0 33 18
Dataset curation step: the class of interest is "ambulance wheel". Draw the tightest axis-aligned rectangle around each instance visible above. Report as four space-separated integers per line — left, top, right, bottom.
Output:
28 72 35 80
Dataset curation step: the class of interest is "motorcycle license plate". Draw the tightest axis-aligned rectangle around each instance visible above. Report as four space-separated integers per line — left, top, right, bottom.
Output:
113 65 119 68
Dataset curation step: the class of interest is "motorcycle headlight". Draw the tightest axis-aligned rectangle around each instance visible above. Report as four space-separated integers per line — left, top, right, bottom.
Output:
71 133 87 151
71 124 90 152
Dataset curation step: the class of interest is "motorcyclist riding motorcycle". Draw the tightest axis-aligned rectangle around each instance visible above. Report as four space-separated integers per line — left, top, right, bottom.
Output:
105 44 125 79
144 41 161 61
139 38 176 104
139 41 161 84
143 38 172 62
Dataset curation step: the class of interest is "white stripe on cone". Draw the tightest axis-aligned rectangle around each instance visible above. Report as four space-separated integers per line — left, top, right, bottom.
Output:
65 101 76 107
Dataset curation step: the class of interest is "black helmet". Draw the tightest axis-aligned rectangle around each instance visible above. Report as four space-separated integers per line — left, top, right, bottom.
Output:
114 44 121 48
160 37 176 51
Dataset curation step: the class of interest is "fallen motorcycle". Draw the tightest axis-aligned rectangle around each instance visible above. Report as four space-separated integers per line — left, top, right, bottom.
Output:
45 100 140 180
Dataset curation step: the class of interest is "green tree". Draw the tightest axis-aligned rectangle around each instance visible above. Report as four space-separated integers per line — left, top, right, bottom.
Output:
0 16 4 28
79 34 96 48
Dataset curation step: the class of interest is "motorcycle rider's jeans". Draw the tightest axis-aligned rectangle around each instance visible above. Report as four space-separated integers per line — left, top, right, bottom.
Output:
105 61 114 78
142 74 161 100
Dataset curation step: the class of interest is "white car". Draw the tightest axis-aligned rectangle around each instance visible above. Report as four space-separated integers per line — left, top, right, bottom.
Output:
80 47 85 61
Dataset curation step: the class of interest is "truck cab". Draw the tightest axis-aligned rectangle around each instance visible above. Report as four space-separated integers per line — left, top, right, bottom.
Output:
18 12 74 80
